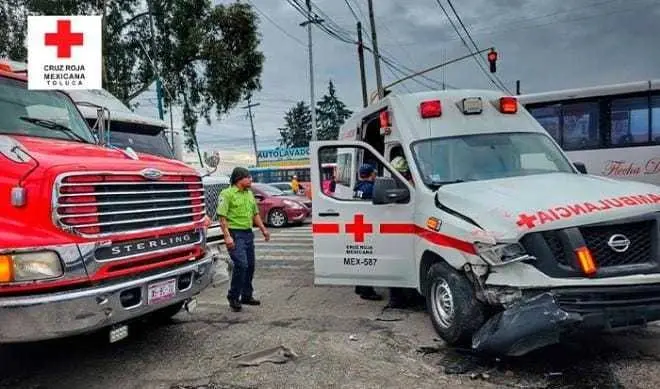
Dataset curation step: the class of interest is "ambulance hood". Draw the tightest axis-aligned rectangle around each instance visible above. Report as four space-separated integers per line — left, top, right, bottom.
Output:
435 172 660 240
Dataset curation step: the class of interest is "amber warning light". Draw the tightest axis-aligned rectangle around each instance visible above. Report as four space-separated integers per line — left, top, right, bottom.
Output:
575 246 598 277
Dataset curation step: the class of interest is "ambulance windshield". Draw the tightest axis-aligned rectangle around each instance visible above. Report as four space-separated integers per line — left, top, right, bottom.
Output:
411 132 575 187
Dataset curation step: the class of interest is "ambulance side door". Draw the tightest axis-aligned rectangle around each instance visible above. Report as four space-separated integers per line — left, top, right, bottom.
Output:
310 140 416 288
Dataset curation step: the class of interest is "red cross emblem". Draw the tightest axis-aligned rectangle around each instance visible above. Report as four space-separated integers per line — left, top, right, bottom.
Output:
345 214 373 243
516 213 537 229
45 20 84 58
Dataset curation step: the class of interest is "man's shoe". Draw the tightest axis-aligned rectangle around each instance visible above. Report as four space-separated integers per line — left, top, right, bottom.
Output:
241 296 261 306
228 298 242 312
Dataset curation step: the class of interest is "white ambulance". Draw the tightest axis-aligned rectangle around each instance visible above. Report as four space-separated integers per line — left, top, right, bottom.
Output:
309 89 660 356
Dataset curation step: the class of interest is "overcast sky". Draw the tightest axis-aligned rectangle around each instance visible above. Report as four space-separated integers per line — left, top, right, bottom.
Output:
134 0 660 161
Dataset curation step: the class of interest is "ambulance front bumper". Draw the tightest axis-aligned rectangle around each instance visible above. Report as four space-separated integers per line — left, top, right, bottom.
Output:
0 255 215 343
472 283 660 356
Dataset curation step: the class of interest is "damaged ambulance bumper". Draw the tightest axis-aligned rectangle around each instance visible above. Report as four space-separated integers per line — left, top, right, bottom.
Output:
472 283 660 356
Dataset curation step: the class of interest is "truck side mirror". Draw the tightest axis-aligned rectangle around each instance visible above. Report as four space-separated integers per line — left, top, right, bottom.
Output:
573 162 587 174
373 177 409 205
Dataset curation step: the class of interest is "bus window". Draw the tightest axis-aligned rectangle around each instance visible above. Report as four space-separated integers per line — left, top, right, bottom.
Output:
528 105 561 143
652 95 660 142
610 97 649 145
562 102 600 150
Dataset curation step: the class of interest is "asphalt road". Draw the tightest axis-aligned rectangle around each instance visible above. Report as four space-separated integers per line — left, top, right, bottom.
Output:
2 225 660 389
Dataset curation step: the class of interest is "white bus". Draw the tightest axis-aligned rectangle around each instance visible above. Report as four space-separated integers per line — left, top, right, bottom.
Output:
518 79 660 185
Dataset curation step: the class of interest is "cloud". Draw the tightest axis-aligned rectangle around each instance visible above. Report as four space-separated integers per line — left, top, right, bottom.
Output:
135 0 659 158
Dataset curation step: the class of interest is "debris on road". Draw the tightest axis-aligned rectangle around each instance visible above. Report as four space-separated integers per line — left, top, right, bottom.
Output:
349 334 358 341
232 345 298 367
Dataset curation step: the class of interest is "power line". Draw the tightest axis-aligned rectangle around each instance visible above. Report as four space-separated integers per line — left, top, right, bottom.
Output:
445 0 511 93
432 0 510 94
248 0 306 47
343 0 360 22
287 0 450 91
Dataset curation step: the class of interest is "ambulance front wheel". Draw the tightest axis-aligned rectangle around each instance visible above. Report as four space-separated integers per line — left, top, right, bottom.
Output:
425 261 486 346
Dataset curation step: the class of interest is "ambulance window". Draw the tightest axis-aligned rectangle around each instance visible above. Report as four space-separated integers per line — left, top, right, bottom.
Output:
317 145 407 202
412 132 574 187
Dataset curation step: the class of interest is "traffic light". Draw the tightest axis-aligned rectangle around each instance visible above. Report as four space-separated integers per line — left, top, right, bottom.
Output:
487 49 497 73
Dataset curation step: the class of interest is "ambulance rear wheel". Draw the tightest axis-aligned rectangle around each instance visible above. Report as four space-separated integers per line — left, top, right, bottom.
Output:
426 261 486 346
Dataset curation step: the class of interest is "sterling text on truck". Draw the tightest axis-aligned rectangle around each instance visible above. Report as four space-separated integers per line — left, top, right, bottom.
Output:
310 88 660 356
0 65 215 343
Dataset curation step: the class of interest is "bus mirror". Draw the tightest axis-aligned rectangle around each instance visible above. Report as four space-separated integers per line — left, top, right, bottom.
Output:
373 177 409 205
573 162 587 174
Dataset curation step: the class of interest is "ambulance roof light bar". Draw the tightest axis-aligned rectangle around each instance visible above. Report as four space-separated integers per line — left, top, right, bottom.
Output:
499 96 518 114
461 97 483 115
420 100 442 118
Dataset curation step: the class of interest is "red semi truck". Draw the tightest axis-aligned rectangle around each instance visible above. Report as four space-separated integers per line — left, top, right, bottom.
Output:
0 65 216 343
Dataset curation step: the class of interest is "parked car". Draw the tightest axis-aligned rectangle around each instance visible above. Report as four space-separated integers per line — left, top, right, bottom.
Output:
251 183 311 227
269 181 300 195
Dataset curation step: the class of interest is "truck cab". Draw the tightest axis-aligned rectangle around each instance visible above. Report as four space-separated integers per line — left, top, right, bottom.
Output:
310 89 660 356
64 88 227 256
0 65 215 343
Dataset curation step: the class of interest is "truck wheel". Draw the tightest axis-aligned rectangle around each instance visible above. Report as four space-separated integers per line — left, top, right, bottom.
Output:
425 261 486 346
150 302 184 323
268 208 288 228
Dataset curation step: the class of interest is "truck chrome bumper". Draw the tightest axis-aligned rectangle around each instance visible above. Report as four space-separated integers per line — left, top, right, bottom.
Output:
0 255 216 343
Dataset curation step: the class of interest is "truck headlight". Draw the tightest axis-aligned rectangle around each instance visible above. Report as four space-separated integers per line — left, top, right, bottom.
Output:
0 251 63 282
474 242 534 266
283 200 304 209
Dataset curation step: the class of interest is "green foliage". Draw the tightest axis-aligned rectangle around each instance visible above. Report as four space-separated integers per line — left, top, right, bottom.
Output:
316 80 353 141
278 101 312 148
0 0 264 152
278 80 353 147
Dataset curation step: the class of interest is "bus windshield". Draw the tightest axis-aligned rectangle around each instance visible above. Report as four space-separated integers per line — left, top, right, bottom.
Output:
412 132 575 187
0 76 94 143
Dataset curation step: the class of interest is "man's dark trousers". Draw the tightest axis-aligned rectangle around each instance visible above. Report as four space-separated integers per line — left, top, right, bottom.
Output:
227 229 256 301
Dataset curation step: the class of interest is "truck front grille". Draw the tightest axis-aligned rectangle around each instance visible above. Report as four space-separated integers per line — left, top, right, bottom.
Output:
54 172 205 237
580 220 653 267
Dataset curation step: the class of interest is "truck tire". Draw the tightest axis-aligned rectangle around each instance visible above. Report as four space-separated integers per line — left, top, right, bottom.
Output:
425 261 486 346
150 302 184 323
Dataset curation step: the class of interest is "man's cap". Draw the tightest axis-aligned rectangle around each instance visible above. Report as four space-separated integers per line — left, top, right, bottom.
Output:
359 164 376 176
230 167 250 185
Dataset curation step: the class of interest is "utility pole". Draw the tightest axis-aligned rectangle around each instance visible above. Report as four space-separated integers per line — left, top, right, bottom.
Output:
241 97 260 165
357 22 368 108
300 0 323 142
367 0 384 99
146 0 164 120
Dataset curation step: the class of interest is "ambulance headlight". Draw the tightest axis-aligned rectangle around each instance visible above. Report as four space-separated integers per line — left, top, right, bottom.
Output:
474 242 534 266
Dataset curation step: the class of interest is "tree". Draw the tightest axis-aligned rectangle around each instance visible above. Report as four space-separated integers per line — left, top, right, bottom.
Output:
316 80 353 141
1 0 264 151
278 101 312 148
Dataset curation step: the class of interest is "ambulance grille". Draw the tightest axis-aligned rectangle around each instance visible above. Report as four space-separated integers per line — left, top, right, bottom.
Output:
54 172 205 237
579 220 654 267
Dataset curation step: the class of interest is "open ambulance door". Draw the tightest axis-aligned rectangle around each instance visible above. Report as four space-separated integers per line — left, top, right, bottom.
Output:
310 140 416 288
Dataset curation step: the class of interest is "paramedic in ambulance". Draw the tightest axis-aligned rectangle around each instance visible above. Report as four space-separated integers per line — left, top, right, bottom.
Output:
353 163 384 301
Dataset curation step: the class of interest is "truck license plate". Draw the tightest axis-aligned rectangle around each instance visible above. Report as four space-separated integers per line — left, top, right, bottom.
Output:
147 278 177 305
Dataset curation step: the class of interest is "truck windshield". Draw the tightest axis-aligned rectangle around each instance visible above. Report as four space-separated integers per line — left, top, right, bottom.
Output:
106 126 175 159
0 76 94 143
412 132 575 187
